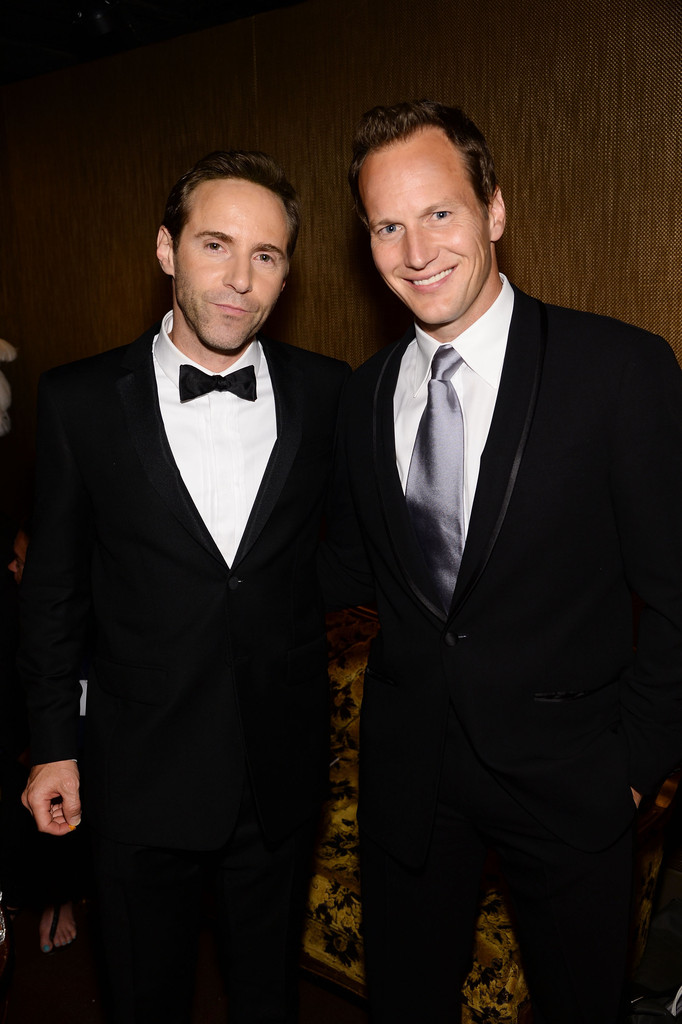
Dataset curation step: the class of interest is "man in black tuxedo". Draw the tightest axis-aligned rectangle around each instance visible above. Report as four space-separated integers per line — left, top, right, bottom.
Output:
320 101 682 1023
20 150 349 1022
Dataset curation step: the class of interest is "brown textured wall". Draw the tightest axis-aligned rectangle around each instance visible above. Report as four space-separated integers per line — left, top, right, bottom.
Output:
0 0 680 517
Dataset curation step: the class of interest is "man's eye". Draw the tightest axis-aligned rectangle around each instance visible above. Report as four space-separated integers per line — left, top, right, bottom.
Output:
379 224 397 236
256 253 273 263
206 242 222 250
434 211 449 220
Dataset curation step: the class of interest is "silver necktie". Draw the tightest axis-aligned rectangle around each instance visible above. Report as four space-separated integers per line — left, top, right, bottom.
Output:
405 345 464 610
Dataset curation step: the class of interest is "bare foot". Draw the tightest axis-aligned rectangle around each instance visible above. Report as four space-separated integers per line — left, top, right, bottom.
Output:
39 901 77 953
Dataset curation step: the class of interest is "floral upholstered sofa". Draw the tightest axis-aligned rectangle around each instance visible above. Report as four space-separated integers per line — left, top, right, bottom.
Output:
300 607 680 1023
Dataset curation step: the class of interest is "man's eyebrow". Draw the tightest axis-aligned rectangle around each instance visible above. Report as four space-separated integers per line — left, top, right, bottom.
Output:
195 230 234 243
252 241 287 259
421 200 454 214
368 215 399 232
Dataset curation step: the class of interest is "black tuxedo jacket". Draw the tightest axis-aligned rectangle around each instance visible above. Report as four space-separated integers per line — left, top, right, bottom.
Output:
322 287 682 867
19 326 349 851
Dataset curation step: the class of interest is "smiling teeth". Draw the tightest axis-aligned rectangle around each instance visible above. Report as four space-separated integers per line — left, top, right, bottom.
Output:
412 268 453 287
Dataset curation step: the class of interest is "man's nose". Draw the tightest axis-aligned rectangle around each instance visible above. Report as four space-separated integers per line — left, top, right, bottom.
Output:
402 226 437 271
222 253 252 294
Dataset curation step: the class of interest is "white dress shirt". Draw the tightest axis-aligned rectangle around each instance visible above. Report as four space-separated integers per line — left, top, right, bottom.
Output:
394 274 514 537
153 312 277 565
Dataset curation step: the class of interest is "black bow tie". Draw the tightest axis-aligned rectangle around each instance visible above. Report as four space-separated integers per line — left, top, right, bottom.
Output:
178 363 257 403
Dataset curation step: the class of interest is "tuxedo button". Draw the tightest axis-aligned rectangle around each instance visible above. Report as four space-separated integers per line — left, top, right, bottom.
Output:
444 632 466 647
228 577 242 591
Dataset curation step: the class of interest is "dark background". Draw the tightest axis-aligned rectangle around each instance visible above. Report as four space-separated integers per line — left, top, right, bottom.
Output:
1 0 680 521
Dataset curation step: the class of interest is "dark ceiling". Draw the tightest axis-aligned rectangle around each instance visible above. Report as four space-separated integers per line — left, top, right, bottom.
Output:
0 0 301 86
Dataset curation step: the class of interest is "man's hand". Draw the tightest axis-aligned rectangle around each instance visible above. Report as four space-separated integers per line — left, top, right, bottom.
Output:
631 787 642 809
22 760 82 835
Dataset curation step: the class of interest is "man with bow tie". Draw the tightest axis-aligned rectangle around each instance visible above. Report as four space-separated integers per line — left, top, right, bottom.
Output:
19 150 349 1023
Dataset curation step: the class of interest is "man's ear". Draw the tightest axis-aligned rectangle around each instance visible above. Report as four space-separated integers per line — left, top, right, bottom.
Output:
156 226 175 277
488 187 506 243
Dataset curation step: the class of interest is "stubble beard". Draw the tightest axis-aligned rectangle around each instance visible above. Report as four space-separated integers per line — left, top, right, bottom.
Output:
175 284 259 360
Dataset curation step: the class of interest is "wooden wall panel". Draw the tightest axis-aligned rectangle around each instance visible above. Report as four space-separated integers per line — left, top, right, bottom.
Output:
0 0 680 518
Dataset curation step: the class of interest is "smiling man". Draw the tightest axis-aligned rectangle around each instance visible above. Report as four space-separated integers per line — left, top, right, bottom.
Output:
320 101 682 1023
20 151 349 1023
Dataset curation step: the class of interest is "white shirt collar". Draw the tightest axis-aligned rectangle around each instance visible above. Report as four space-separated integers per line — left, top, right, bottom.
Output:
411 274 514 395
153 310 262 390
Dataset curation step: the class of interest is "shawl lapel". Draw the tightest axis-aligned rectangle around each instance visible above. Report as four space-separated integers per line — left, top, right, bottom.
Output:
448 288 547 620
372 289 547 624
373 330 448 621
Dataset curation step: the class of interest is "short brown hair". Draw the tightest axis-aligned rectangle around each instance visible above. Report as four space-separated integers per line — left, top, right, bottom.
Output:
162 150 300 257
349 100 497 227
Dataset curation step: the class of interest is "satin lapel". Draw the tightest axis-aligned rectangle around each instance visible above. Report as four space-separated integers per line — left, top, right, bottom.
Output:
373 331 447 622
117 328 226 566
232 337 303 566
449 289 547 619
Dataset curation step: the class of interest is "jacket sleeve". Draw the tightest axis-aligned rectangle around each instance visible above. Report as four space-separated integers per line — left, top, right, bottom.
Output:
18 373 92 763
318 384 377 611
612 335 682 793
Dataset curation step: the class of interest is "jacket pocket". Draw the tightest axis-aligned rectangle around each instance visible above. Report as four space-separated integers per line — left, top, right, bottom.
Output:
533 690 588 702
364 665 397 687
93 657 167 706
533 678 618 703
